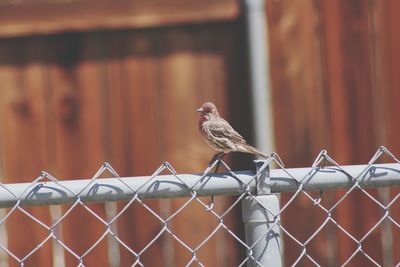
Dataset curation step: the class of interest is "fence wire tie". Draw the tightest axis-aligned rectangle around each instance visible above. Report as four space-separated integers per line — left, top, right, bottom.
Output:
203 155 227 210
269 152 285 168
311 150 330 205
205 195 215 212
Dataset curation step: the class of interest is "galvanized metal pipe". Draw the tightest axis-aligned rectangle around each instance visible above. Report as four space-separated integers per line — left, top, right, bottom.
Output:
242 161 282 267
0 163 399 208
242 195 282 267
244 0 275 153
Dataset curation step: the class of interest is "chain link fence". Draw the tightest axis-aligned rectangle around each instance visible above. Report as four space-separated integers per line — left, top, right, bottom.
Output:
0 146 399 266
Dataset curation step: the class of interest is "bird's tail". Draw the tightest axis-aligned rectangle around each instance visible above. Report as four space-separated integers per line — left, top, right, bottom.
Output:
241 144 269 158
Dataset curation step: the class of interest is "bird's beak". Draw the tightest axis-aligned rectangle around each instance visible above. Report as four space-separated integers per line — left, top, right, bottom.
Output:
196 107 204 114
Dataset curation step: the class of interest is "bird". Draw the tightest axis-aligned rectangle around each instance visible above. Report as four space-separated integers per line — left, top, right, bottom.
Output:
197 102 267 165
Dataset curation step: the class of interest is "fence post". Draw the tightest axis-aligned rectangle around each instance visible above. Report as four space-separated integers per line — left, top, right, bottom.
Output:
242 160 282 267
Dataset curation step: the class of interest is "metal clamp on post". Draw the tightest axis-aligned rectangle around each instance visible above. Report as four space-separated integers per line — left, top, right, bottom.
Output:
254 159 271 195
241 159 282 267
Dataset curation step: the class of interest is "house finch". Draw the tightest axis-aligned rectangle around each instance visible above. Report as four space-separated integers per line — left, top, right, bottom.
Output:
197 102 267 163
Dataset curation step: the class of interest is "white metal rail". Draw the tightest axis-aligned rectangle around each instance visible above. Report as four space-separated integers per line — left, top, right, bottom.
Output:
0 163 398 208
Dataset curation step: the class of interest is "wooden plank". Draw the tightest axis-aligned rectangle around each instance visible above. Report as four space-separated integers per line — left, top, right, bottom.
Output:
371 1 400 265
385 0 400 263
320 1 382 266
104 30 166 266
0 37 53 266
322 0 377 162
266 0 334 265
46 33 109 266
320 0 351 163
0 0 239 38
319 1 356 263
373 0 400 150
266 0 330 165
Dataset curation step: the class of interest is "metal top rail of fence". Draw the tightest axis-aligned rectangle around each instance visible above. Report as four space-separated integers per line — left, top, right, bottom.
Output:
0 146 399 266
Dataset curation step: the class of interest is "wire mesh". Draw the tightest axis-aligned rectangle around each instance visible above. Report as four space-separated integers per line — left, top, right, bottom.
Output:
0 146 399 266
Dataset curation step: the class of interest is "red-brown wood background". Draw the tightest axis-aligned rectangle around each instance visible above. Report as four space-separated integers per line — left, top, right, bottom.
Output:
0 0 399 266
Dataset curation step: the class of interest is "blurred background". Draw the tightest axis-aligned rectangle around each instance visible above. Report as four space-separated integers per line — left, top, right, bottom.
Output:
0 0 399 266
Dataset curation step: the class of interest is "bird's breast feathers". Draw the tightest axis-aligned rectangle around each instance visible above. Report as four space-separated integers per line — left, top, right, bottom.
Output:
202 119 246 144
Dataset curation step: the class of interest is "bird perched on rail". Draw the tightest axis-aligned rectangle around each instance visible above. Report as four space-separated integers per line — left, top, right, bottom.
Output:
197 102 268 164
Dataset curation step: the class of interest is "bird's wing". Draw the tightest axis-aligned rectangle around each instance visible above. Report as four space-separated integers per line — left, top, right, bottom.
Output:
206 119 247 144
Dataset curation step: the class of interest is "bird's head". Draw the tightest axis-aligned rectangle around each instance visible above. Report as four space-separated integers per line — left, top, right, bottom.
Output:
197 102 220 121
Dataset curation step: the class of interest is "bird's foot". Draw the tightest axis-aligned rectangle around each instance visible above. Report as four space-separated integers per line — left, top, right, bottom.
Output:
209 152 225 173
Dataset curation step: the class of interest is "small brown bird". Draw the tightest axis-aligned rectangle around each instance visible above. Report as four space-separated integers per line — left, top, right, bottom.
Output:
197 102 267 163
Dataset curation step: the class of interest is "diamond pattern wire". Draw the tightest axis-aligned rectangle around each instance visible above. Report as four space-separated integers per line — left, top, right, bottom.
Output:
0 146 399 266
